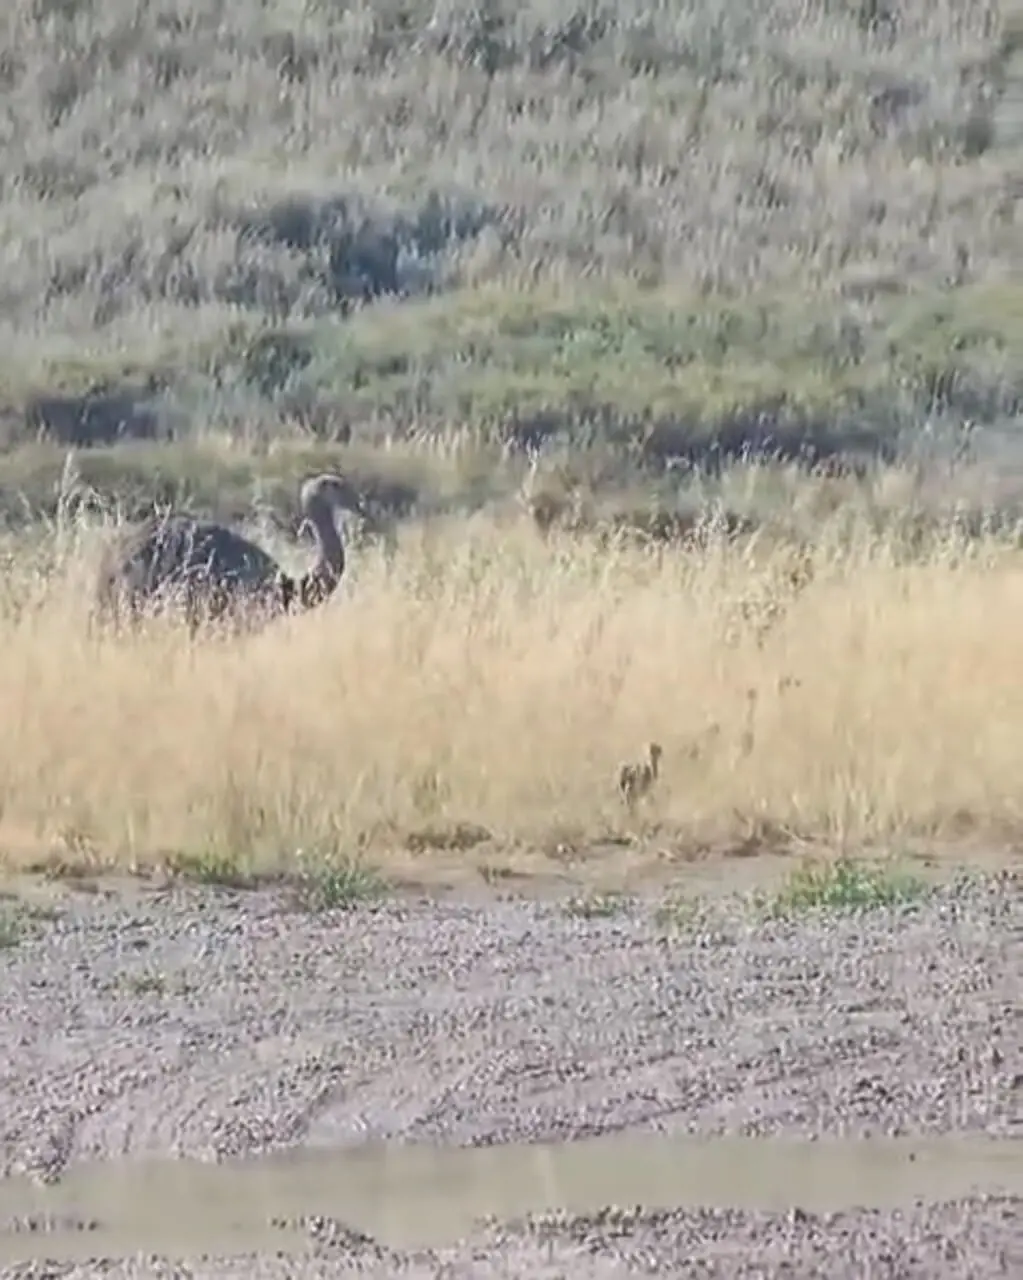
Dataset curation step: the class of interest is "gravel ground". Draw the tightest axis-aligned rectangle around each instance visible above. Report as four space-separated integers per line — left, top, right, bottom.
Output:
0 866 1019 1276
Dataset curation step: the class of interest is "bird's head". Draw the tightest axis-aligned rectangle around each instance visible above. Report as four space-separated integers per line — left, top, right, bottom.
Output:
299 473 365 520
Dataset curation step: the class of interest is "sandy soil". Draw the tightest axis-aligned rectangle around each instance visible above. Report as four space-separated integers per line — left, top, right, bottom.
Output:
0 861 1019 1276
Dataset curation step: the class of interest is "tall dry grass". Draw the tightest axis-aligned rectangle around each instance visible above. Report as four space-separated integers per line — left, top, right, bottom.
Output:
0 507 1021 874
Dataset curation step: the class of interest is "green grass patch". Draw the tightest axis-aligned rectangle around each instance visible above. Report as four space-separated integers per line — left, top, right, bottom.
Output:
757 855 930 918
303 279 1022 438
292 858 388 912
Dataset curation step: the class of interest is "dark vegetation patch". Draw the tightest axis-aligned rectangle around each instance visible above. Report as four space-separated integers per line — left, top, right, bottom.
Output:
23 385 172 448
230 188 508 316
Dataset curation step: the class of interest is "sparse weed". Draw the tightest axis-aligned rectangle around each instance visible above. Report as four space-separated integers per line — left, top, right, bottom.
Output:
21 903 61 924
164 851 257 890
478 864 518 885
124 972 167 997
0 901 60 949
564 891 630 920
293 859 387 912
654 894 711 933
28 845 108 883
0 912 22 950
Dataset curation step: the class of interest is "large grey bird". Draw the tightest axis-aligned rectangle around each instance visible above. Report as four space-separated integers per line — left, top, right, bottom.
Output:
94 473 363 634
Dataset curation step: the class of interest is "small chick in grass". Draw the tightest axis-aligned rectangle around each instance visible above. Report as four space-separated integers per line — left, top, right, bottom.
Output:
617 742 663 811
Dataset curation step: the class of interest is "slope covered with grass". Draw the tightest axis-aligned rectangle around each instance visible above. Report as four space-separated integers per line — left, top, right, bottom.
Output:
0 0 1018 523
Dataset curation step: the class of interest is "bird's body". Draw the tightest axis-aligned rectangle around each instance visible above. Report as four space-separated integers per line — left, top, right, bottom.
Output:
96 516 284 626
617 742 663 810
94 473 360 635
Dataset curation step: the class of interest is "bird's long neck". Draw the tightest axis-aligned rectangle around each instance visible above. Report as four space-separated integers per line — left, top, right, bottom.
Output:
299 502 345 607
315 508 344 579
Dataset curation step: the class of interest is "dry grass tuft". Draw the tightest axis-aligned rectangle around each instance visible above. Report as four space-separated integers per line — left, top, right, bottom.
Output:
0 507 1022 874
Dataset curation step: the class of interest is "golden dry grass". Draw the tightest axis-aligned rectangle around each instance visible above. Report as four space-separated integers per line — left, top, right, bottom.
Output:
0 504 1021 876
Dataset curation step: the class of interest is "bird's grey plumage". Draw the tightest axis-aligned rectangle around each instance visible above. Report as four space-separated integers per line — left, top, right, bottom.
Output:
95 473 362 633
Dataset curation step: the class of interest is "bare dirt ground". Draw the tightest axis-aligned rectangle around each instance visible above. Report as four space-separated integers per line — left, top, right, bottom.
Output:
0 855 1020 1277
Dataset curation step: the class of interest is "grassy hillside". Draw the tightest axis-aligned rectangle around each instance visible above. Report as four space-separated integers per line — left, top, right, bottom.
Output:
0 0 1019 526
